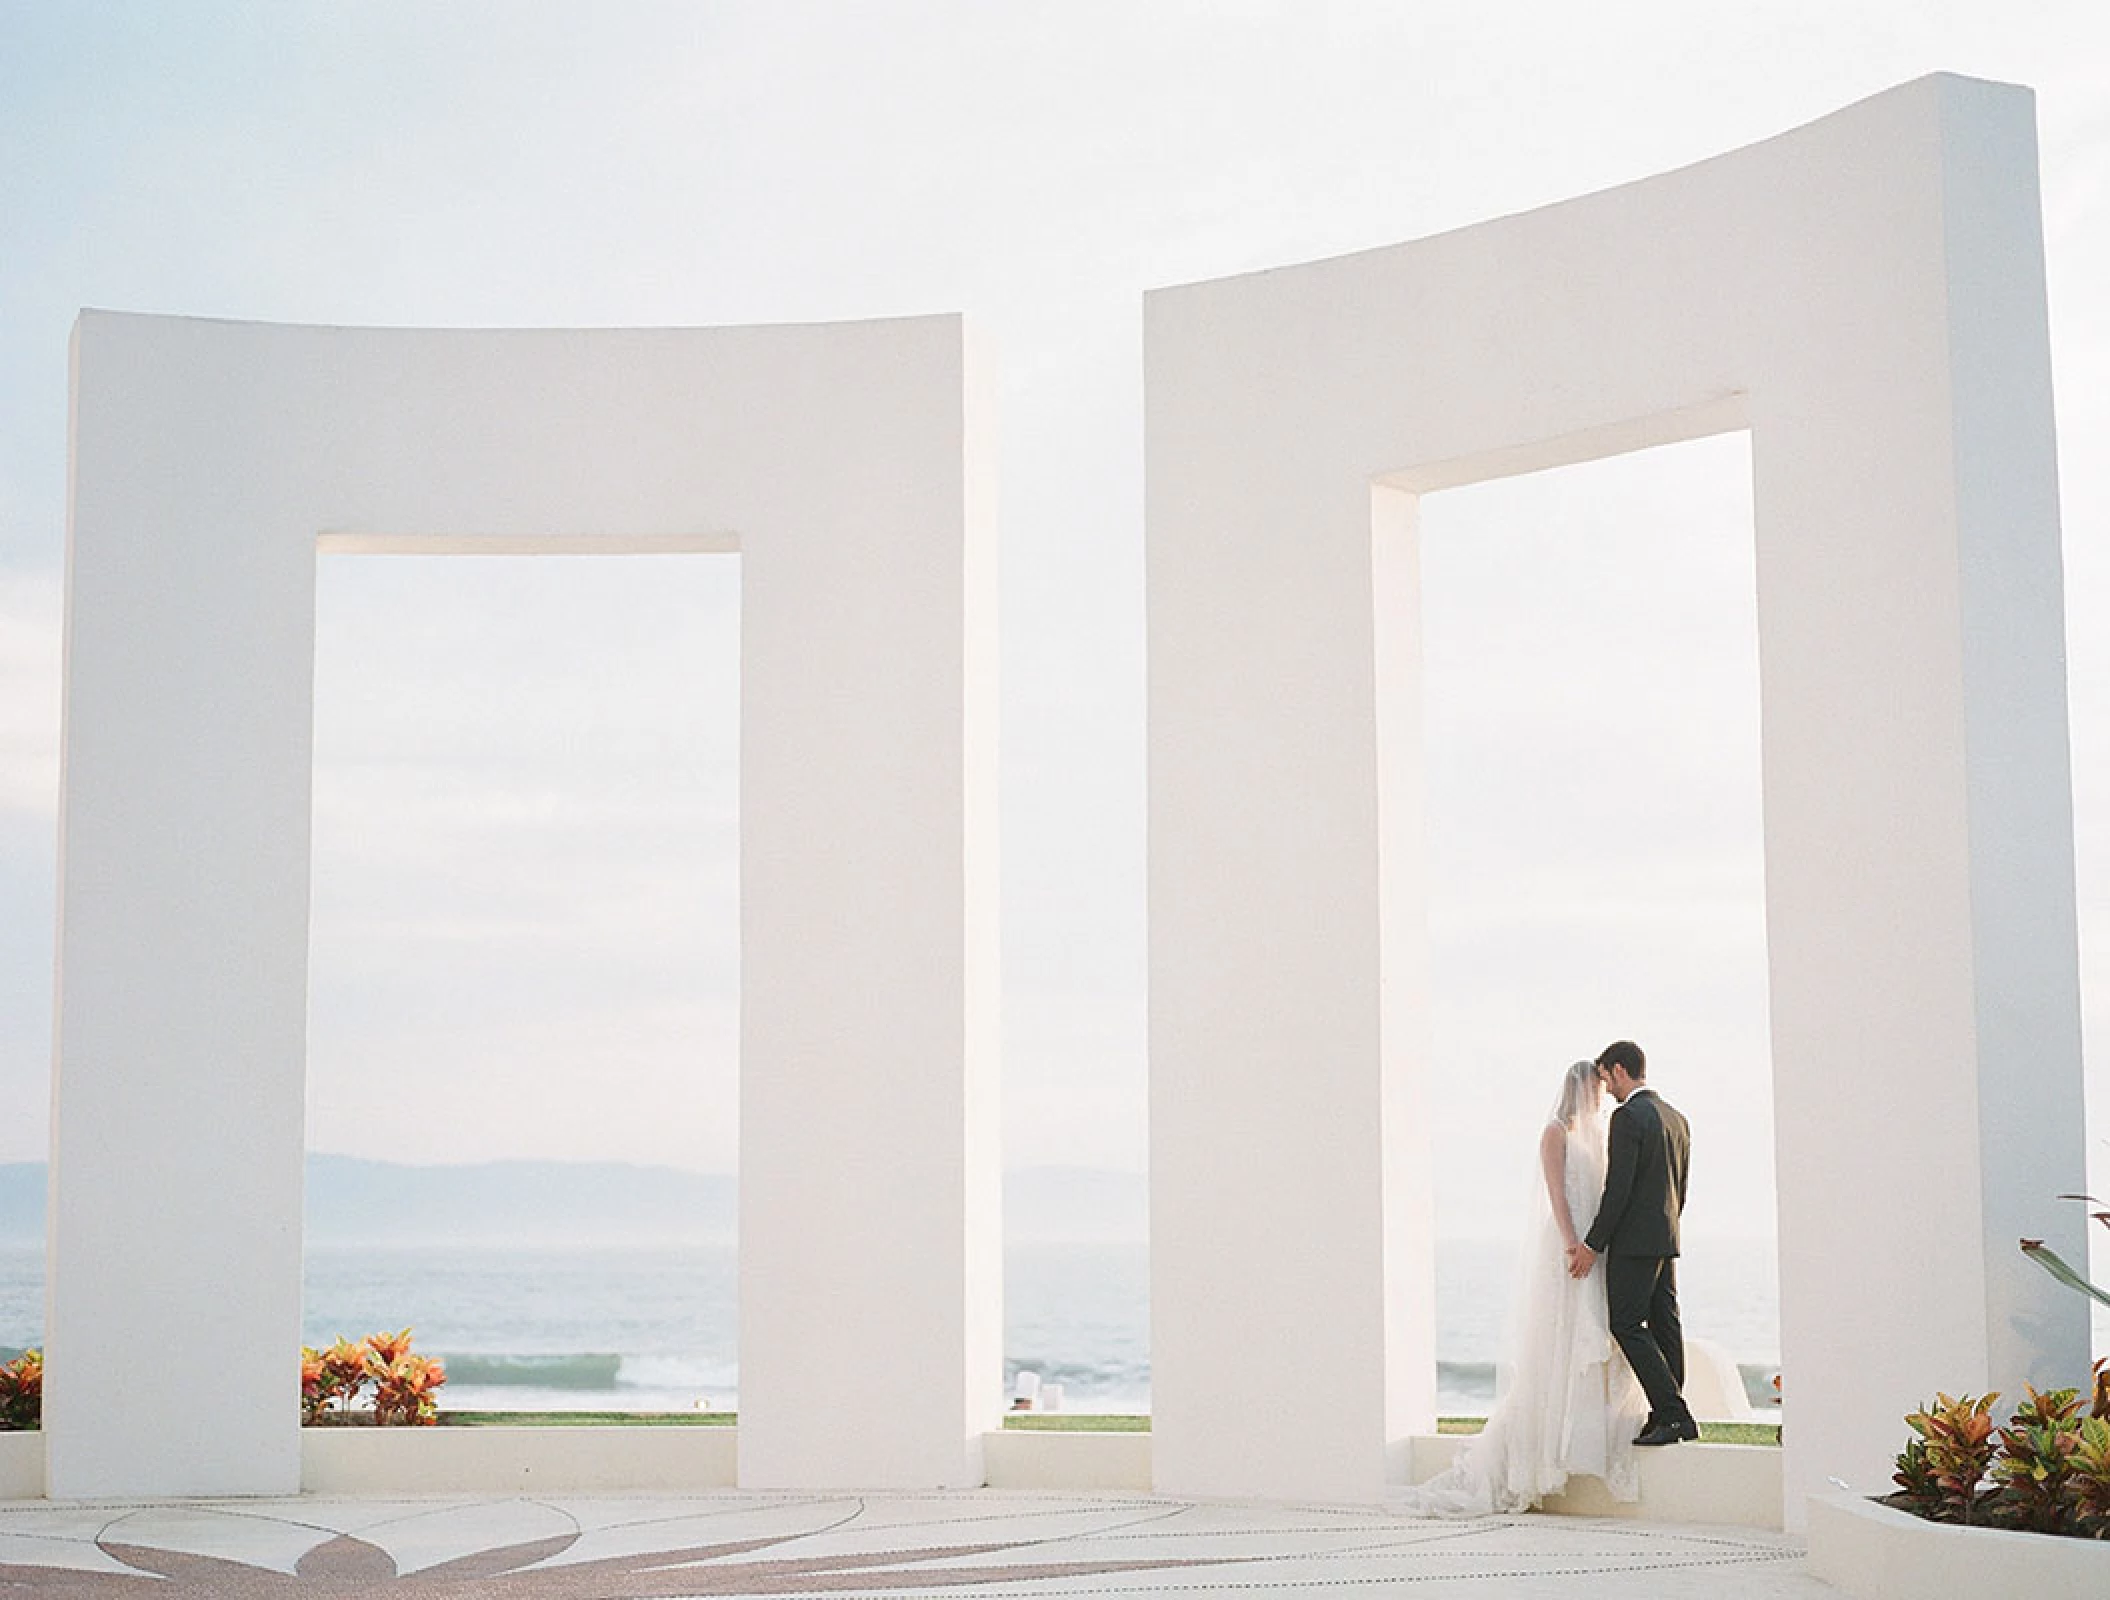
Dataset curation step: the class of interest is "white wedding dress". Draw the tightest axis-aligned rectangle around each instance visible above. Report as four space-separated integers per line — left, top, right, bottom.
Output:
1392 1099 1648 1517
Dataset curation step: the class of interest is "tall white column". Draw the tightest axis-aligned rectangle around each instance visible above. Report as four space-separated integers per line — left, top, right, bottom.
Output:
736 321 1003 1489
1146 431 1399 1500
49 318 315 1495
1755 75 2088 1509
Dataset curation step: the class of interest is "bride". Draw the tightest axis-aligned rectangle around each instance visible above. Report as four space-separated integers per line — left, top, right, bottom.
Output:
1392 1059 1647 1516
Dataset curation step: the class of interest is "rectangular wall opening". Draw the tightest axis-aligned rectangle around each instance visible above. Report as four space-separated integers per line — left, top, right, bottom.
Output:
304 549 740 1421
1416 431 1779 1428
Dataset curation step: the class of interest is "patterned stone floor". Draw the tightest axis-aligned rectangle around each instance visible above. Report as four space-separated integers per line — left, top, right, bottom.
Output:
0 1491 1844 1597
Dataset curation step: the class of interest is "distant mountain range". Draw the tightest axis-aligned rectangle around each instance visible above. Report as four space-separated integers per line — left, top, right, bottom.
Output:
0 1158 1145 1247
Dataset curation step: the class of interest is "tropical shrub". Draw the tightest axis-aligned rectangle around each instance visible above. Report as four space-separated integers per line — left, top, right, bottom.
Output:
1889 1433 1939 1517
2068 1409 2110 1539
2 1332 443 1433
1989 1386 2085 1533
1900 1392 1999 1525
0 1350 40 1431
301 1328 445 1426
301 1335 372 1424
366 1328 446 1426
1893 1388 2110 1536
1887 1187 2110 1543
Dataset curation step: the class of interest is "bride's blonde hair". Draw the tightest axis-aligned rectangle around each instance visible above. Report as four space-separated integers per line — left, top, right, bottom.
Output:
1549 1059 1602 1129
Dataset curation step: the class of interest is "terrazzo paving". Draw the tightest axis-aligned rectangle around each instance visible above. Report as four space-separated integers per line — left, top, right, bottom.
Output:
0 1491 1845 1597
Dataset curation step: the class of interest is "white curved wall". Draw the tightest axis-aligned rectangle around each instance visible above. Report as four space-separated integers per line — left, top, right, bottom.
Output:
1145 73 2087 1520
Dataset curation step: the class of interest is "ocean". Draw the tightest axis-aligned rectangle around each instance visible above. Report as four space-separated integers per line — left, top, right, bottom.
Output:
0 1237 1783 1417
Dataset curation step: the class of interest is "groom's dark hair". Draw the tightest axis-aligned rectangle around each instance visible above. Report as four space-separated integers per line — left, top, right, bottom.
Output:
1597 1040 1646 1079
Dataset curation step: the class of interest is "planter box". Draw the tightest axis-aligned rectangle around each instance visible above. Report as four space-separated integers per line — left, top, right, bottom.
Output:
302 1425 737 1495
0 1432 41 1500
1808 1492 2110 1600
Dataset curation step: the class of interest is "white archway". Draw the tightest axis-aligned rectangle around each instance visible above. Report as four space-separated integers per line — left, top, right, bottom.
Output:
52 312 1000 1497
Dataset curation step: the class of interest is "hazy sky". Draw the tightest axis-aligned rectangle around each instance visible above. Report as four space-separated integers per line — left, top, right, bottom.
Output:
2 3 2107 1246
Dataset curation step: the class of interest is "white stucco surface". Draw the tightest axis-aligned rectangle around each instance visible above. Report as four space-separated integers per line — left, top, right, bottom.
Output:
52 313 999 1497
1145 73 2087 1519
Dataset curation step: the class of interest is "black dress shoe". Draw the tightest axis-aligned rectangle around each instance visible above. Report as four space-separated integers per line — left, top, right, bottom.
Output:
1634 1417 1699 1447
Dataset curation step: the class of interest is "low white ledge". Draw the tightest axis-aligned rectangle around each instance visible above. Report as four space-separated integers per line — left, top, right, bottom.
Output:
1806 1492 2110 1600
300 1425 738 1495
0 1426 1784 1524
981 1430 1153 1492
0 1433 41 1499
1406 1435 1783 1529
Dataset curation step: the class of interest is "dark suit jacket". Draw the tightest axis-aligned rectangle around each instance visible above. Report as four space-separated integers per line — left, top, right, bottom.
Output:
1584 1088 1690 1258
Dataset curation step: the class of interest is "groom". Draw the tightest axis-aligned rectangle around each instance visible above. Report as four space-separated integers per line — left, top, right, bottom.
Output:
1566 1040 1696 1447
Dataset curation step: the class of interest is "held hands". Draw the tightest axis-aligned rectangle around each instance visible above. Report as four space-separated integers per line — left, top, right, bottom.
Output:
1565 1241 1597 1279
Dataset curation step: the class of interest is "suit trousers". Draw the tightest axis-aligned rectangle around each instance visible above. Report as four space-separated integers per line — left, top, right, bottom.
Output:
1605 1253 1690 1428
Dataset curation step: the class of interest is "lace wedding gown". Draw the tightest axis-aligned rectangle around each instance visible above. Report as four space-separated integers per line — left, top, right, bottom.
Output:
1392 1111 1647 1517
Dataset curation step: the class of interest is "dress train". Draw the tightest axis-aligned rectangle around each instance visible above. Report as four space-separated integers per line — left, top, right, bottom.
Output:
1390 1119 1647 1517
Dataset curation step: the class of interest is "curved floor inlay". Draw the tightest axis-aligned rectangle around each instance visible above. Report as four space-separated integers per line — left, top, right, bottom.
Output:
0 1493 1836 1596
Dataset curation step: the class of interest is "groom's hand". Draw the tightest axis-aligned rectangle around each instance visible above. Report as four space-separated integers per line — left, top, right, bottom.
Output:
1566 1242 1597 1279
